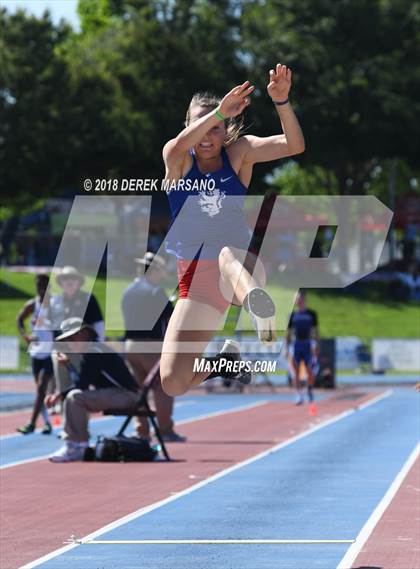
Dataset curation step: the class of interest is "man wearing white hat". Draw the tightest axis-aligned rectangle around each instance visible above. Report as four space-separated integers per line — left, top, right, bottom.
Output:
50 266 104 395
122 252 186 442
47 318 140 462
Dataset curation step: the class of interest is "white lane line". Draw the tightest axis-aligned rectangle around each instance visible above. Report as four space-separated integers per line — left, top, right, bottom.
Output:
21 391 393 569
336 441 420 569
70 538 355 545
0 453 52 470
357 389 392 410
0 401 268 470
175 400 195 407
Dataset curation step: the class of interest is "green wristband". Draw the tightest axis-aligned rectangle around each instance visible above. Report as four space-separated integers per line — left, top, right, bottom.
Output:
215 108 226 121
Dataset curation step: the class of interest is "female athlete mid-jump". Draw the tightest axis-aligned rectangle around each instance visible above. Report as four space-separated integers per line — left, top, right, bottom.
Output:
160 63 305 397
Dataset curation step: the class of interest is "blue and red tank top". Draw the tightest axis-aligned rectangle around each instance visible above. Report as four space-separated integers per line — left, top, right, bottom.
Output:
166 147 251 259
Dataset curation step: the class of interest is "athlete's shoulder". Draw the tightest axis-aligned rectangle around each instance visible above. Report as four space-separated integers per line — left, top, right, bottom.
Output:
234 135 264 150
162 137 178 159
229 135 253 152
306 308 318 323
228 135 264 166
21 297 36 312
225 136 252 167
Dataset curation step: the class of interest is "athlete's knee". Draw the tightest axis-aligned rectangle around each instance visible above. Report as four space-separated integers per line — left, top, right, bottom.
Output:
160 365 189 397
218 246 236 270
161 376 188 397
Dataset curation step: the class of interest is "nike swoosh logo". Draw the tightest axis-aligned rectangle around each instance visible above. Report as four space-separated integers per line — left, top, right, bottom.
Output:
220 176 233 183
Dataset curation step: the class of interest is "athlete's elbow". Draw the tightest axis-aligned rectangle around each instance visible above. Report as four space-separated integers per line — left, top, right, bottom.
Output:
163 138 187 162
290 140 305 155
171 136 190 155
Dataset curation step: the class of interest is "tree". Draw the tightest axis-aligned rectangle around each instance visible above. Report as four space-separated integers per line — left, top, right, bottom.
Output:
0 9 72 207
240 0 420 268
240 0 420 180
59 0 246 180
1 1 246 207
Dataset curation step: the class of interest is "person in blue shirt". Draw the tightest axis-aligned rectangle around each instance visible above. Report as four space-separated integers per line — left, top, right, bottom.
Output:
285 292 320 405
160 63 305 398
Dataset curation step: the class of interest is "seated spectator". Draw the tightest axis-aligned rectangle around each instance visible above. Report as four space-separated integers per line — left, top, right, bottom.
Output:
46 318 140 463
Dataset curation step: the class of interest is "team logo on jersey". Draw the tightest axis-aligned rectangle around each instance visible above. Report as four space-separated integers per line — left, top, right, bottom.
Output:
197 188 226 217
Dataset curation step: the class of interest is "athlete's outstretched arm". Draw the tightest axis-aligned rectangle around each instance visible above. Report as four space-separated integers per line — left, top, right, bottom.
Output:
243 64 305 164
163 82 254 170
16 299 35 344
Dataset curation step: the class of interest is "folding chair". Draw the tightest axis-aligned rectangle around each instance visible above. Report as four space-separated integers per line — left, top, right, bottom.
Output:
103 358 170 461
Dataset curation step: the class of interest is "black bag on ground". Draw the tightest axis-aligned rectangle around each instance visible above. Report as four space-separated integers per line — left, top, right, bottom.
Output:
94 435 157 462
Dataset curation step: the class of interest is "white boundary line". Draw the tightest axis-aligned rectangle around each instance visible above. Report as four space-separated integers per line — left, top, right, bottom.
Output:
357 389 392 410
336 441 419 569
0 400 268 470
0 453 53 470
21 390 393 568
71 538 355 545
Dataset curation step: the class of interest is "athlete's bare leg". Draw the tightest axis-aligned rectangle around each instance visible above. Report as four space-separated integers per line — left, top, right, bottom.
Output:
218 246 266 305
292 358 304 405
161 248 269 397
306 364 315 403
292 359 300 391
306 366 315 387
218 246 276 343
160 299 225 396
30 369 51 426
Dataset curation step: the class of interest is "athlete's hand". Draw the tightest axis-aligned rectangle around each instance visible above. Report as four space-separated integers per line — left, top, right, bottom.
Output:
45 393 61 408
56 352 69 365
22 333 35 346
267 64 292 101
219 81 254 118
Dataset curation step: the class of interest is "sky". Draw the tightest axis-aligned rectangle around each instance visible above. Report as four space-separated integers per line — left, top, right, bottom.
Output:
1 0 80 28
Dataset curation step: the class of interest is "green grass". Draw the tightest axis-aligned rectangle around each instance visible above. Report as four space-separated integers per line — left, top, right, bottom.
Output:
1 268 419 372
303 290 419 342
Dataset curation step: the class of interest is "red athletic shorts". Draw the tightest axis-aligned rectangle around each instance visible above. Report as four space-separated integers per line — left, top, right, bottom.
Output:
177 259 230 314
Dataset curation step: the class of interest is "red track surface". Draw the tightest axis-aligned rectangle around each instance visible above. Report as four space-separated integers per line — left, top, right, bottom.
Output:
0 410 103 435
0 379 34 393
0 392 387 569
352 455 420 569
1 410 33 434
